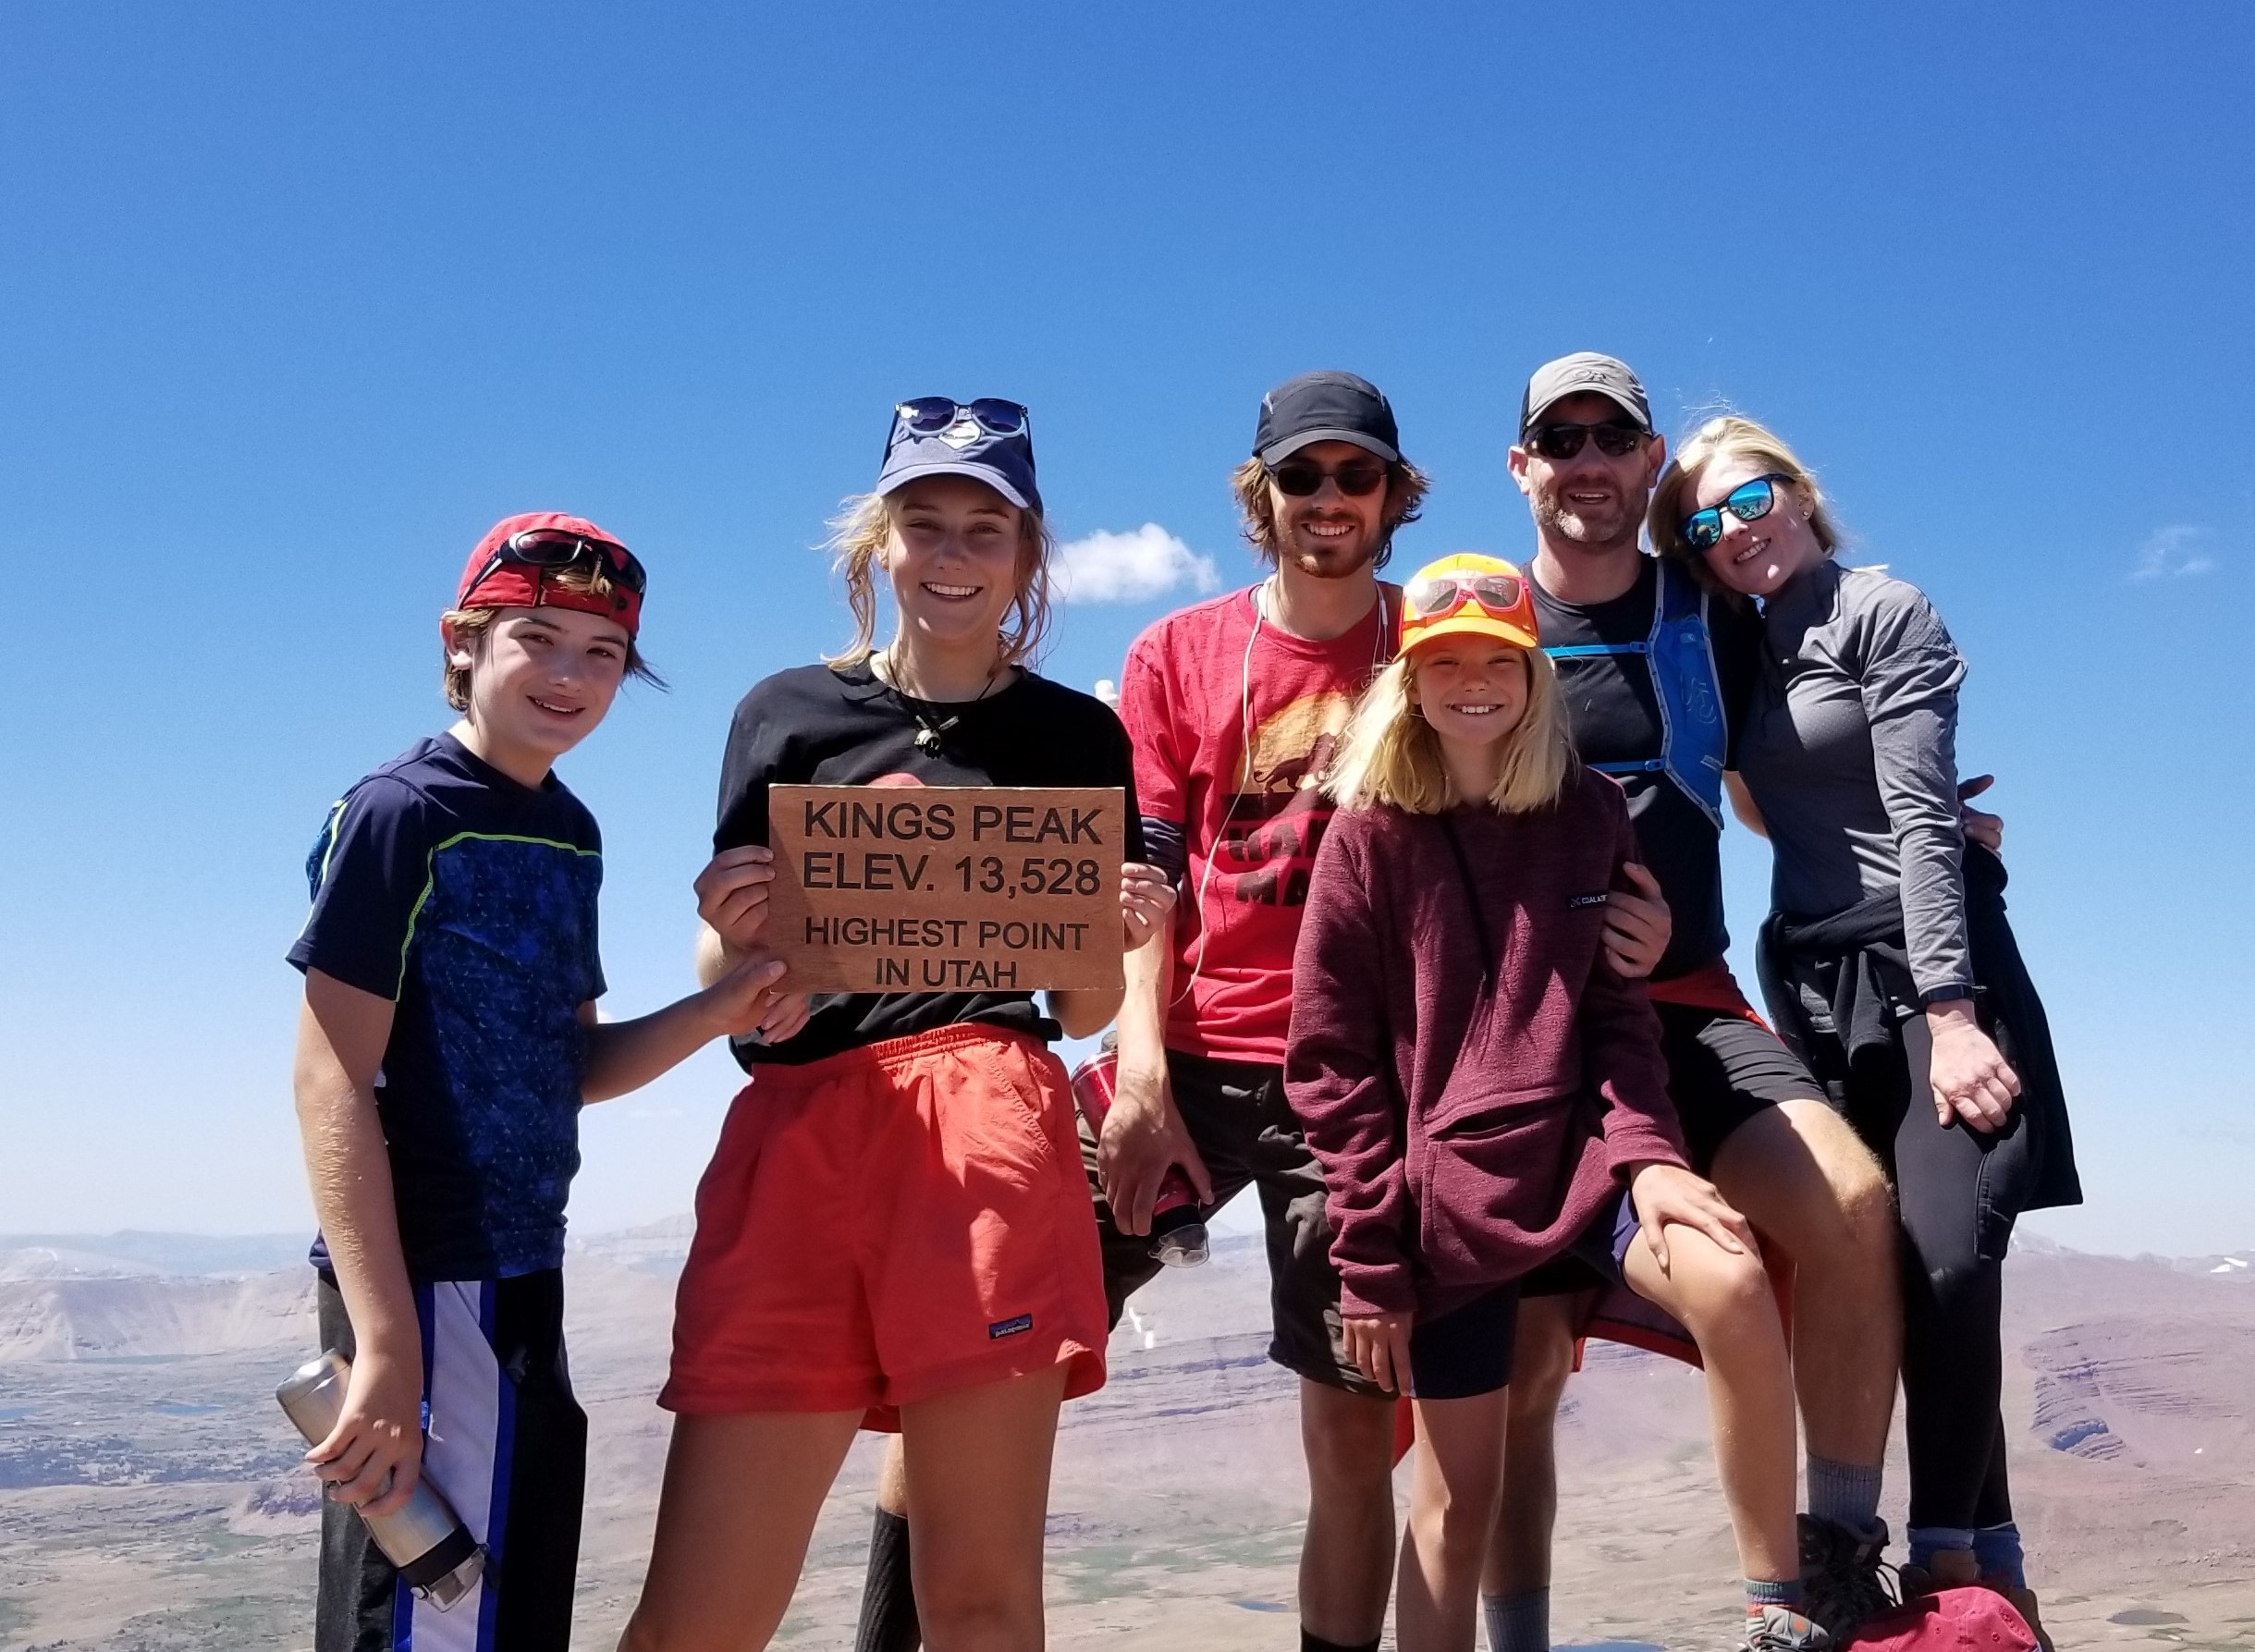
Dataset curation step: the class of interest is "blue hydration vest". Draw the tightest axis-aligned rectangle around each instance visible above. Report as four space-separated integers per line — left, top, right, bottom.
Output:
1541 558 1727 831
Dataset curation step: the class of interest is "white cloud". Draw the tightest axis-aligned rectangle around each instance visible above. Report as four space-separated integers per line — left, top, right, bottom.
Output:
1051 523 1220 605
2130 524 2218 582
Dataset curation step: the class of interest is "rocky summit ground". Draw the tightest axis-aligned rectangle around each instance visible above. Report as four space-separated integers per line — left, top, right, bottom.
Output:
1 1227 2249 1650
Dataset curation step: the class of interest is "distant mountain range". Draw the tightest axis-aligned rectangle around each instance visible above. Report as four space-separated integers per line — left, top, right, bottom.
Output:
2 1222 2249 1647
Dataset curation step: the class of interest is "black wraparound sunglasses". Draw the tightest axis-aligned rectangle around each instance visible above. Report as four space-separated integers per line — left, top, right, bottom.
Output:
1523 420 1647 461
469 529 647 596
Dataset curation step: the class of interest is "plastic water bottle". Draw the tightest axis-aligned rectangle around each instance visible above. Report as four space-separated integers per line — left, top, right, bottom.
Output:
1072 1049 1210 1267
276 1351 485 1609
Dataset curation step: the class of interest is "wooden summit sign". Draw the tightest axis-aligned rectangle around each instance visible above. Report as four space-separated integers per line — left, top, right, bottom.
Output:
767 785 1126 995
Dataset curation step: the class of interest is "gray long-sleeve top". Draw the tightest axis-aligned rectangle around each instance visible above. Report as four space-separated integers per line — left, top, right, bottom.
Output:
1734 559 1974 1000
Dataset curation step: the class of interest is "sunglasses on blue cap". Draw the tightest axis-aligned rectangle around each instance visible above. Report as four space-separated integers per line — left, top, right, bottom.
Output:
892 398 1031 440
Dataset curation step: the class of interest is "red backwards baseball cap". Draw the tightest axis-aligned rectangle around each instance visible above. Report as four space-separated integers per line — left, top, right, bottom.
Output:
454 511 645 637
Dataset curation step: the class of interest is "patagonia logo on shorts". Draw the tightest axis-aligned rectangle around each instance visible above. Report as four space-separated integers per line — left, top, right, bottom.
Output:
1568 891 1610 910
988 1313 1035 1340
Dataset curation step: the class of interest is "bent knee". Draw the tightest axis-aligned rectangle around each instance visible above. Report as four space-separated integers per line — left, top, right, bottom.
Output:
1686 1243 1778 1334
1833 1159 1897 1243
1418 1482 1506 1555
1914 1252 2000 1319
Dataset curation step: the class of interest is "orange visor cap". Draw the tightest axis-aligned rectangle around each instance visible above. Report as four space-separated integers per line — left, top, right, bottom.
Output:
1398 553 1541 655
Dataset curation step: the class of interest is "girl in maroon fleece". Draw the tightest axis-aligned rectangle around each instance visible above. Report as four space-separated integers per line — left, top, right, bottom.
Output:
1286 554 1824 1652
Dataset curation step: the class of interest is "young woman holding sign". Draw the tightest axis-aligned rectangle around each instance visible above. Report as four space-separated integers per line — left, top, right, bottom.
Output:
618 399 1173 1652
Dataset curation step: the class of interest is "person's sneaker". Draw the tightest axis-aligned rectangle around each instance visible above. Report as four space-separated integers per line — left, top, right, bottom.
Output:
1798 1513 1895 1637
1738 1604 1834 1652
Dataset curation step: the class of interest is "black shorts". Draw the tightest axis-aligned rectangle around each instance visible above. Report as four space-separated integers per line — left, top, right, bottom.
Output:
1406 1193 1639 1401
1655 1001 1825 1171
314 1270 586 1652
1079 1047 1385 1397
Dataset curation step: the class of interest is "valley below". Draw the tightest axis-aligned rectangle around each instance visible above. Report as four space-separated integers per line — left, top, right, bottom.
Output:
2 1226 2249 1650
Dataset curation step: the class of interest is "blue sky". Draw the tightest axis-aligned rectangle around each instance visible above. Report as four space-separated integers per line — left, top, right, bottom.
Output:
3 2 2249 1255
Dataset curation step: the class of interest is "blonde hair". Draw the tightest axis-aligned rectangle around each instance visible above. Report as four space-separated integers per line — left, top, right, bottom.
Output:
440 563 661 712
824 488 1055 668
1229 454 1432 571
1327 643 1575 815
1648 415 1845 589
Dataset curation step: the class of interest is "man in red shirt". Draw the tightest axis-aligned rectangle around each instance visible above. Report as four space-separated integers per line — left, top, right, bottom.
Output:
1098 373 1669 1652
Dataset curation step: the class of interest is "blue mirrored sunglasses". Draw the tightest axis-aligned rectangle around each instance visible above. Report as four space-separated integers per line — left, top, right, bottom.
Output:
1681 472 1796 551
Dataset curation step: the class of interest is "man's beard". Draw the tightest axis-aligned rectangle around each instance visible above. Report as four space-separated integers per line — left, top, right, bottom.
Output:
1532 486 1642 554
1279 517 1385 580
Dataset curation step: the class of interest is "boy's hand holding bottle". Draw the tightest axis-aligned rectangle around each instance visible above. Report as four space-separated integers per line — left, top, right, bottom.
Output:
305 1335 426 1515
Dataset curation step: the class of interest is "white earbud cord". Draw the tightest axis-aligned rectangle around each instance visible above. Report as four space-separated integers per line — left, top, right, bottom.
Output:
1171 577 1390 1008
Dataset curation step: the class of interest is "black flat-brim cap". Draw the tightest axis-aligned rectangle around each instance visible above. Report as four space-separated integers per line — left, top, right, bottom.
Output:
1254 370 1402 466
1519 351 1655 436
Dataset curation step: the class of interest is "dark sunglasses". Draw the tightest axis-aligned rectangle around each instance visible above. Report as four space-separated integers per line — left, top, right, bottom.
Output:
1268 457 1391 497
1523 420 1647 462
894 397 1031 438
1404 571 1526 622
1680 473 1796 551
472 529 647 596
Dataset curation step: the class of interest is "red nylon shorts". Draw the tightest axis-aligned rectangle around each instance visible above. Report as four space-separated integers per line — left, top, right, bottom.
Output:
659 1022 1108 1429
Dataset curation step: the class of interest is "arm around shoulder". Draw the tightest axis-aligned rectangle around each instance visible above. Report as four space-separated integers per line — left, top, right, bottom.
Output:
1579 798 1688 1170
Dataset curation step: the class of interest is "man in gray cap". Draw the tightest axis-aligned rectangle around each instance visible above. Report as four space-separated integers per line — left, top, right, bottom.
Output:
1480 351 1910 1650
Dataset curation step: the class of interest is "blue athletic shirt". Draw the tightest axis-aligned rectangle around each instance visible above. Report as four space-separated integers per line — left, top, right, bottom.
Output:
287 732 606 1281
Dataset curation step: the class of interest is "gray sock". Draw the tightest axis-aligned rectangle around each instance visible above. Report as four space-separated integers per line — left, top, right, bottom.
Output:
1806 1454 1884 1536
1481 1588 1550 1652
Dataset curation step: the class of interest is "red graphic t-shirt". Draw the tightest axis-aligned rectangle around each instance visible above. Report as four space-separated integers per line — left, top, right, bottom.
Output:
1120 584 1397 1065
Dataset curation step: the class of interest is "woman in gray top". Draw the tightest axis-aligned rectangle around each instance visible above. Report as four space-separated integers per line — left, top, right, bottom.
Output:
1648 417 2078 1648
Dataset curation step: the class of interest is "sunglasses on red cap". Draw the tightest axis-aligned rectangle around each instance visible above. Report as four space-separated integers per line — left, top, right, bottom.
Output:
464 529 646 602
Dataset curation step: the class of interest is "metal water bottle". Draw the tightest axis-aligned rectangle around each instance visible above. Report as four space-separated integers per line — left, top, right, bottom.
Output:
1072 1048 1210 1267
276 1351 485 1609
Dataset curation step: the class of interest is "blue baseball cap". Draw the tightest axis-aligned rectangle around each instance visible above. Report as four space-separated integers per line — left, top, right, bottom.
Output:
875 397 1042 514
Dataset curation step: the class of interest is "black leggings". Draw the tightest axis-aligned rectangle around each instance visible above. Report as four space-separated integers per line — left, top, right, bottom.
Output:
1847 1010 2040 1534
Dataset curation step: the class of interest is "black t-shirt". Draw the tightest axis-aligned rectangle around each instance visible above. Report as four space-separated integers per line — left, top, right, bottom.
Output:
717 660 1145 1067
1531 557 1760 980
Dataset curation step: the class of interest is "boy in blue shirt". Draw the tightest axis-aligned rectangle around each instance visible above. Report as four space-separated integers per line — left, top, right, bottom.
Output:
288 512 790 1652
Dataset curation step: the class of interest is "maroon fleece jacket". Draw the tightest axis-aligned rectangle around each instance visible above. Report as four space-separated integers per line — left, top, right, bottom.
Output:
1284 766 1687 1319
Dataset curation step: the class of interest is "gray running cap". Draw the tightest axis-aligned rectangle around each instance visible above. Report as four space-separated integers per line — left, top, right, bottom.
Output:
1519 352 1654 437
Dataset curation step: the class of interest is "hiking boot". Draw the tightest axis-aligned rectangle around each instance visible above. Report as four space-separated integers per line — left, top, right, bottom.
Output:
1898 1545 1980 1600
1738 1604 1835 1652
1998 1584 2054 1652
1798 1513 1895 1638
